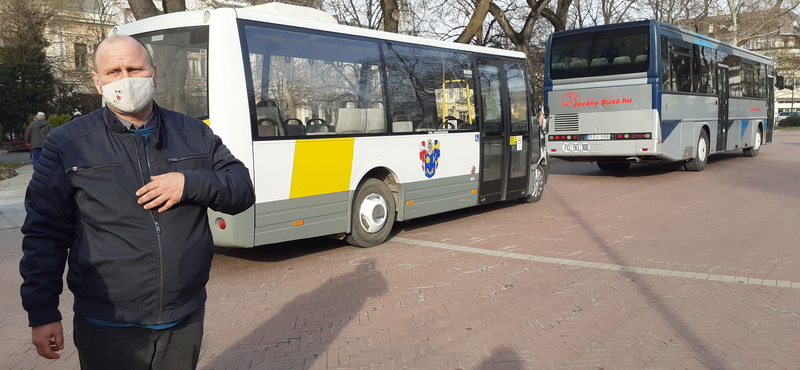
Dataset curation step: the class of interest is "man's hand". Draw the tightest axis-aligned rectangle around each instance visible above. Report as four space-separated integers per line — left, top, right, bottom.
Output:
32 322 64 359
136 172 185 213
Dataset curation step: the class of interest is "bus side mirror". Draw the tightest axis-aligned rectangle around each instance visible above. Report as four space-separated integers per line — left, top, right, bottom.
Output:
777 76 785 90
540 105 550 134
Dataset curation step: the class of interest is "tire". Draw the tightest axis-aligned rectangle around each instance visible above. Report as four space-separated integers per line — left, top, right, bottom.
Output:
346 178 396 248
743 128 762 157
597 162 631 171
684 130 709 171
519 164 545 203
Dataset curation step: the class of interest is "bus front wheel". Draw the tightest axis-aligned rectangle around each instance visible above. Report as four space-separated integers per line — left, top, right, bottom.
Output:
743 129 761 157
347 178 396 248
684 130 709 172
519 164 545 203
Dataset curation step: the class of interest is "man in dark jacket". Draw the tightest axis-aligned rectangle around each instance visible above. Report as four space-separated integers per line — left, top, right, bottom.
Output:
25 112 53 168
19 35 255 369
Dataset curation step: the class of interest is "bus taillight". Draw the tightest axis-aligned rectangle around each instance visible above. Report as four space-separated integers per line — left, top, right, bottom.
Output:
217 218 226 230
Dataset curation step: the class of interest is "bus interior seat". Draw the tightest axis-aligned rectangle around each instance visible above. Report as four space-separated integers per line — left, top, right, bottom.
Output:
591 58 609 66
365 109 387 133
570 59 588 68
551 63 566 71
458 122 474 130
336 108 367 134
307 125 333 134
392 121 413 133
285 124 306 136
305 118 334 134
257 124 277 137
256 106 284 135
613 56 631 65
635 54 648 63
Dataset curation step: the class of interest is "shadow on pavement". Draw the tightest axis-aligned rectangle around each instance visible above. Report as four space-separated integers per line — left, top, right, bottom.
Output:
548 187 727 369
200 258 389 370
479 346 529 369
216 237 349 263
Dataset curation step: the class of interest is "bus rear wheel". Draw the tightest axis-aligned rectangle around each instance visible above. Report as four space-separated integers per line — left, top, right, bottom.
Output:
347 178 396 248
743 129 761 157
684 130 709 172
597 162 631 171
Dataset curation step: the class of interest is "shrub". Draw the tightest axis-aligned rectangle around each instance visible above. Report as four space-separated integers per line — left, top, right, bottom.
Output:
780 115 800 127
49 114 72 127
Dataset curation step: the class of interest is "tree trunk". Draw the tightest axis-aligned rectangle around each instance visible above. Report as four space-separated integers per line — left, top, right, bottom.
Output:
381 0 399 33
163 0 186 14
128 0 161 20
541 0 573 32
455 0 493 44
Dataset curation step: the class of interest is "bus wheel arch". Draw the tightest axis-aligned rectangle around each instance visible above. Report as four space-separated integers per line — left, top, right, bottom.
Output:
685 127 709 172
347 169 398 248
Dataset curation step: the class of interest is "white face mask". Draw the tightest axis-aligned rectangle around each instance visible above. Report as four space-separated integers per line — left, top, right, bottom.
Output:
97 75 155 113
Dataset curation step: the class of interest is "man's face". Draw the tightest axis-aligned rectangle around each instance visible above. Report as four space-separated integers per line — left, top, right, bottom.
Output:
93 37 159 95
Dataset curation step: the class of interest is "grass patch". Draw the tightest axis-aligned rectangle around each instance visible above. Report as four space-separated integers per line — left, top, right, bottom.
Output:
0 163 28 169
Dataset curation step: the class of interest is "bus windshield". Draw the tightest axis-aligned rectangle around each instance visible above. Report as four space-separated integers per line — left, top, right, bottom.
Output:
549 25 650 80
134 27 209 120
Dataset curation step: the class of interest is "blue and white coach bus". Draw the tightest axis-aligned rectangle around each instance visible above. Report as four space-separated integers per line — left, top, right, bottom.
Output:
111 3 547 248
544 20 775 171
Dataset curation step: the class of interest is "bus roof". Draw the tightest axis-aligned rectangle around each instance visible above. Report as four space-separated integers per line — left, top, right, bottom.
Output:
113 5 527 61
550 19 772 65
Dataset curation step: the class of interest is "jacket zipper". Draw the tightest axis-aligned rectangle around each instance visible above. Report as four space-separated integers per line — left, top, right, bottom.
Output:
65 163 123 173
166 154 208 163
132 133 165 324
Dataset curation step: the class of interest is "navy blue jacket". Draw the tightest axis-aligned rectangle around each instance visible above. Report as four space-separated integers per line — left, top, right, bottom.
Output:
20 105 255 327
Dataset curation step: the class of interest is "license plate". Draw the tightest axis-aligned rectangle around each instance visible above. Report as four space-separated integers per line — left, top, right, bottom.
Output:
586 134 610 140
562 142 590 153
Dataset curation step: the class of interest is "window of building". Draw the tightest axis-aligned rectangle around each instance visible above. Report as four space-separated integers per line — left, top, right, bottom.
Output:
74 43 88 72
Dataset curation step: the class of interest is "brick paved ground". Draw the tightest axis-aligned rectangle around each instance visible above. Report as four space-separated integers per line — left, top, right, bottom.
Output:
2 131 800 369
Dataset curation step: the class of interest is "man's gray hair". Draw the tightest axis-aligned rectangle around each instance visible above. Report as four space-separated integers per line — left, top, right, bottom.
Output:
35 112 46 120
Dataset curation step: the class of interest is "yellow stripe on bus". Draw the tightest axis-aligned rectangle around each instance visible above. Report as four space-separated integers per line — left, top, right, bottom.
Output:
290 138 355 199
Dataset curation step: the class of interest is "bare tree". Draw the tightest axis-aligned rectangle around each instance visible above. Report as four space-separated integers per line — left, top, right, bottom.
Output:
567 0 638 28
320 0 383 29
541 0 573 32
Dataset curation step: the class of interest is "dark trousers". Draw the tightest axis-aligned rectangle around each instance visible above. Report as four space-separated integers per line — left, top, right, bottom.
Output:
73 308 204 370
30 148 42 168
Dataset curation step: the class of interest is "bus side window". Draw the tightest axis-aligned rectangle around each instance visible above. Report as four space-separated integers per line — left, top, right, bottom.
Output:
382 42 475 133
661 36 673 91
244 25 384 139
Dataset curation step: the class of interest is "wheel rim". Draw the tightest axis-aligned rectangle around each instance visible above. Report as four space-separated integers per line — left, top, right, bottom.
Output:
698 136 707 162
358 193 387 233
531 166 543 198
754 131 762 150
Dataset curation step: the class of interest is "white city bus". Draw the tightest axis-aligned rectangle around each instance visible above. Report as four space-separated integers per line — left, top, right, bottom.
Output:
544 20 775 171
113 3 548 248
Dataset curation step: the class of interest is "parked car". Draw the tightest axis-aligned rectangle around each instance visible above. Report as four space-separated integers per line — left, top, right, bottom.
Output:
777 111 800 125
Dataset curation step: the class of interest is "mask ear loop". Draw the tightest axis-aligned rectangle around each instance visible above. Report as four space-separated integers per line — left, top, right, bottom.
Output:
93 72 106 89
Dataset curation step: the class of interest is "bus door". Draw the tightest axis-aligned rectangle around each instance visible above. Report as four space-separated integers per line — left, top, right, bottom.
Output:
766 76 775 143
476 58 531 204
716 65 729 152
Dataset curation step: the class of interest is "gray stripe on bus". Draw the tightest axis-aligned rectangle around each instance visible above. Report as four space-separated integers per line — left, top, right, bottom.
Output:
392 237 800 289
